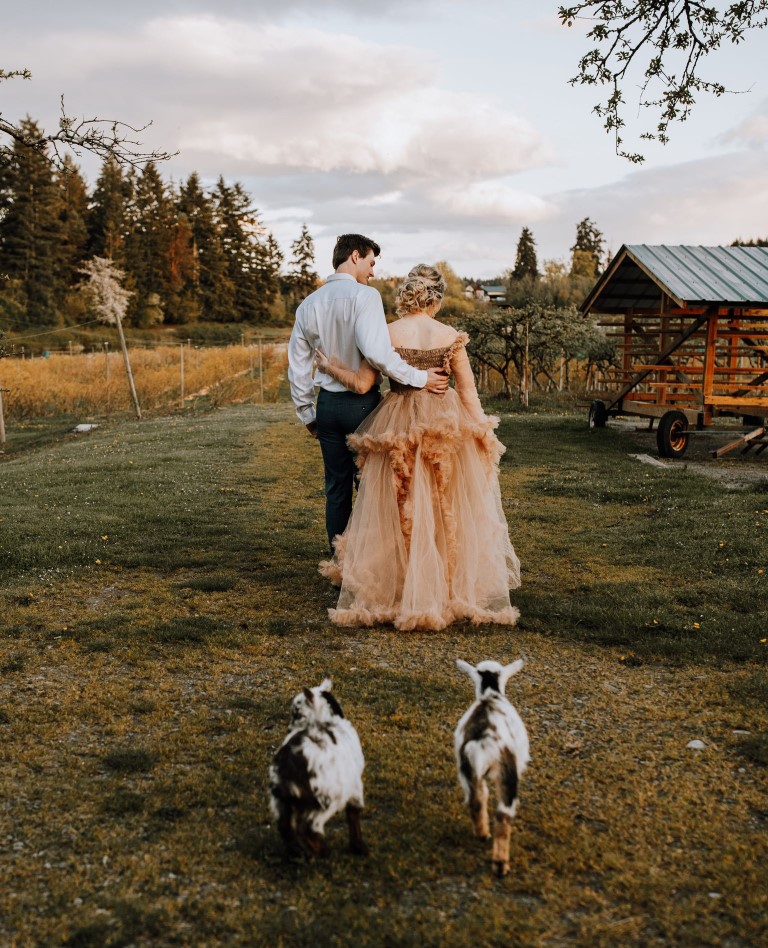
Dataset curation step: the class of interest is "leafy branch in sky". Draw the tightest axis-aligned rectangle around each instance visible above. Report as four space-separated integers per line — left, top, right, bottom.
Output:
0 68 176 168
559 1 768 161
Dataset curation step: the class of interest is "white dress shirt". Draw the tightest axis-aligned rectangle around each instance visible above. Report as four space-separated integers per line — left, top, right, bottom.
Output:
288 273 428 425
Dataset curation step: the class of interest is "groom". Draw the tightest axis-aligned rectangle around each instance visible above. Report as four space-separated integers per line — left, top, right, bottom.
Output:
288 233 449 553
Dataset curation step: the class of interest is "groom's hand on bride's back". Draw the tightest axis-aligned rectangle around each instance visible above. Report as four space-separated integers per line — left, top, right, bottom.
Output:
425 368 449 394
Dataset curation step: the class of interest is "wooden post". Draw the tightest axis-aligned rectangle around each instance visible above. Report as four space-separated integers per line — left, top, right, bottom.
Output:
0 389 7 446
115 313 142 420
104 342 111 420
701 311 718 413
259 337 264 403
180 344 185 409
522 317 529 407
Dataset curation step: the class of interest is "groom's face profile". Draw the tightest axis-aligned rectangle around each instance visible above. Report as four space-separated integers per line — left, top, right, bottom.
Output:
352 250 376 285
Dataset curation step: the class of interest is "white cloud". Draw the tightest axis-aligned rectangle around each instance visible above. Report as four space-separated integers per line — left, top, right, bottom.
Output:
7 2 764 279
719 99 768 150
427 181 554 221
15 14 551 188
534 151 768 263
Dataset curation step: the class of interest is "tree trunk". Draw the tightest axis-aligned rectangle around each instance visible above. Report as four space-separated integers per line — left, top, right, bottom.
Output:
116 313 142 420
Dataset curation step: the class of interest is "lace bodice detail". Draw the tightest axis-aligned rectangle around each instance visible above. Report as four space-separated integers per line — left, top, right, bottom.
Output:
393 345 452 370
394 332 469 371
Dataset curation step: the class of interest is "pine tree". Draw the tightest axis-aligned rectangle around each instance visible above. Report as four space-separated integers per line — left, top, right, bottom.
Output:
570 217 605 279
214 178 279 322
178 172 234 322
288 224 318 299
123 162 175 325
88 157 133 262
0 118 66 328
56 157 89 290
512 226 539 281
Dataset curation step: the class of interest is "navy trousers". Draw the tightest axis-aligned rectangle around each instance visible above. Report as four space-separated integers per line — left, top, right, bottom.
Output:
316 386 381 552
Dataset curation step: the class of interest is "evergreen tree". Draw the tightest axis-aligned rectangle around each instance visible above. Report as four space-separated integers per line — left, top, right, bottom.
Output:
512 226 539 281
88 157 133 262
287 223 318 300
123 162 175 326
732 237 768 248
214 177 278 322
56 157 89 290
0 118 66 328
570 217 605 279
178 172 234 322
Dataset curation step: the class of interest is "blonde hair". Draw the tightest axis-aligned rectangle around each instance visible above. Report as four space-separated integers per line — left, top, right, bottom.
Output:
394 264 446 318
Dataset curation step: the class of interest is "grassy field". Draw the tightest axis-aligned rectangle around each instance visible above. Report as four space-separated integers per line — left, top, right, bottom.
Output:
1 403 767 946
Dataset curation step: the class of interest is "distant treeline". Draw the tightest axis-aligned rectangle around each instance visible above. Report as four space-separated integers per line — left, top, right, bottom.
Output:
0 119 318 333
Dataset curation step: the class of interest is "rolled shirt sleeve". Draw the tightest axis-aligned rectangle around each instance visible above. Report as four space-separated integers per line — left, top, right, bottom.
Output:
288 319 317 425
355 291 428 388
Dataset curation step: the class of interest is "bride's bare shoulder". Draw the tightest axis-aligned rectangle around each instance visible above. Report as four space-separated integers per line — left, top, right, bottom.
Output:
432 322 460 346
389 318 459 349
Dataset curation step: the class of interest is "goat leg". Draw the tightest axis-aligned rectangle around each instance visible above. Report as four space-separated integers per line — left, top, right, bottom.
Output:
491 811 512 877
346 803 369 856
469 779 491 840
276 801 302 857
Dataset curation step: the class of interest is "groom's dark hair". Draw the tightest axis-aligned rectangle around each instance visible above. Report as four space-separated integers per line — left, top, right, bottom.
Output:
333 233 381 270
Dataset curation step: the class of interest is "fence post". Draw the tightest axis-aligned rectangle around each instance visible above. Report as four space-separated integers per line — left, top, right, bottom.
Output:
259 337 264 403
103 343 111 419
180 344 185 409
0 388 7 446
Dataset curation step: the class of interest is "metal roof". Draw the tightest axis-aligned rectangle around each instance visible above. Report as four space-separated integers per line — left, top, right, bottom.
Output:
581 244 768 313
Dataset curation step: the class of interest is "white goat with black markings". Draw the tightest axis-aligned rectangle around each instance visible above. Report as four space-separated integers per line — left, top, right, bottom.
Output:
454 659 529 877
269 677 367 859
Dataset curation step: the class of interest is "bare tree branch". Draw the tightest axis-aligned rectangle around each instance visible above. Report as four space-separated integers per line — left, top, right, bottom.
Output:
1 68 177 169
559 1 768 161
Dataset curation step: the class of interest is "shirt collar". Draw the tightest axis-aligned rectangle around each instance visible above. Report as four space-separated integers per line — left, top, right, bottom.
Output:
325 273 357 283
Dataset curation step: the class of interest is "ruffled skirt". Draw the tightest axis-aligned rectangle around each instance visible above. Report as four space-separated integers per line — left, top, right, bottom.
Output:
319 387 521 631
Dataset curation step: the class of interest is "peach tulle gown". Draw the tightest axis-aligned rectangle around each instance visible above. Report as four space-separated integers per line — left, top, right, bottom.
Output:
319 332 521 631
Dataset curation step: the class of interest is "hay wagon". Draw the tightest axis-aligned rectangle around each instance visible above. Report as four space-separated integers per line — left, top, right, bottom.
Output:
581 245 768 459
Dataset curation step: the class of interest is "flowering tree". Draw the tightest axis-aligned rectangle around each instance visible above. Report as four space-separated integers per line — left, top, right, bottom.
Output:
80 256 131 325
81 256 141 418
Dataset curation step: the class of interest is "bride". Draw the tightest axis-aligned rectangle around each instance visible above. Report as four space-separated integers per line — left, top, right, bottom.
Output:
316 264 521 632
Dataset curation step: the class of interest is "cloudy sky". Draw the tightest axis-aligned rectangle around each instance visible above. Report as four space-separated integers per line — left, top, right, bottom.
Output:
3 0 768 277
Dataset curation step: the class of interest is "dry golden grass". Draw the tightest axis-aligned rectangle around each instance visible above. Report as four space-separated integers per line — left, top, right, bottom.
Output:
0 344 287 420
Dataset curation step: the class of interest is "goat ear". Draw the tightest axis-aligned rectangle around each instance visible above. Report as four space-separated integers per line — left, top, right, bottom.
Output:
320 677 332 692
456 659 476 677
302 687 314 703
501 659 524 685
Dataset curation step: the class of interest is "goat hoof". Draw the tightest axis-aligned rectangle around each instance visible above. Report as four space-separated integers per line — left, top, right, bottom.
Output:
477 833 492 842
350 841 369 856
493 860 510 878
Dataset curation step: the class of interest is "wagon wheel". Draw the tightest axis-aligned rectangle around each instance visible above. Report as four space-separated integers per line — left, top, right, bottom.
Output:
657 410 689 459
588 400 608 429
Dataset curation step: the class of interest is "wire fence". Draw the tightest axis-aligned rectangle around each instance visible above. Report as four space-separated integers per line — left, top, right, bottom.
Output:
0 342 289 430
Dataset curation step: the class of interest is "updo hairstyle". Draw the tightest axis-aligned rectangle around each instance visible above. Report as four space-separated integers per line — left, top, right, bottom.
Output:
394 264 446 318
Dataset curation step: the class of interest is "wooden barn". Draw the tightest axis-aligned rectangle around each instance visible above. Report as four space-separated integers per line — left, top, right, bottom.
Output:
581 245 768 458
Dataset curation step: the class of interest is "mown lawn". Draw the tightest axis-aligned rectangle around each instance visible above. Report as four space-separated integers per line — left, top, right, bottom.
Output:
1 403 766 946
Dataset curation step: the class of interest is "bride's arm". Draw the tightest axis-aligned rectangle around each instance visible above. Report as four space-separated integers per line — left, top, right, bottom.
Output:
450 343 486 423
314 349 379 395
